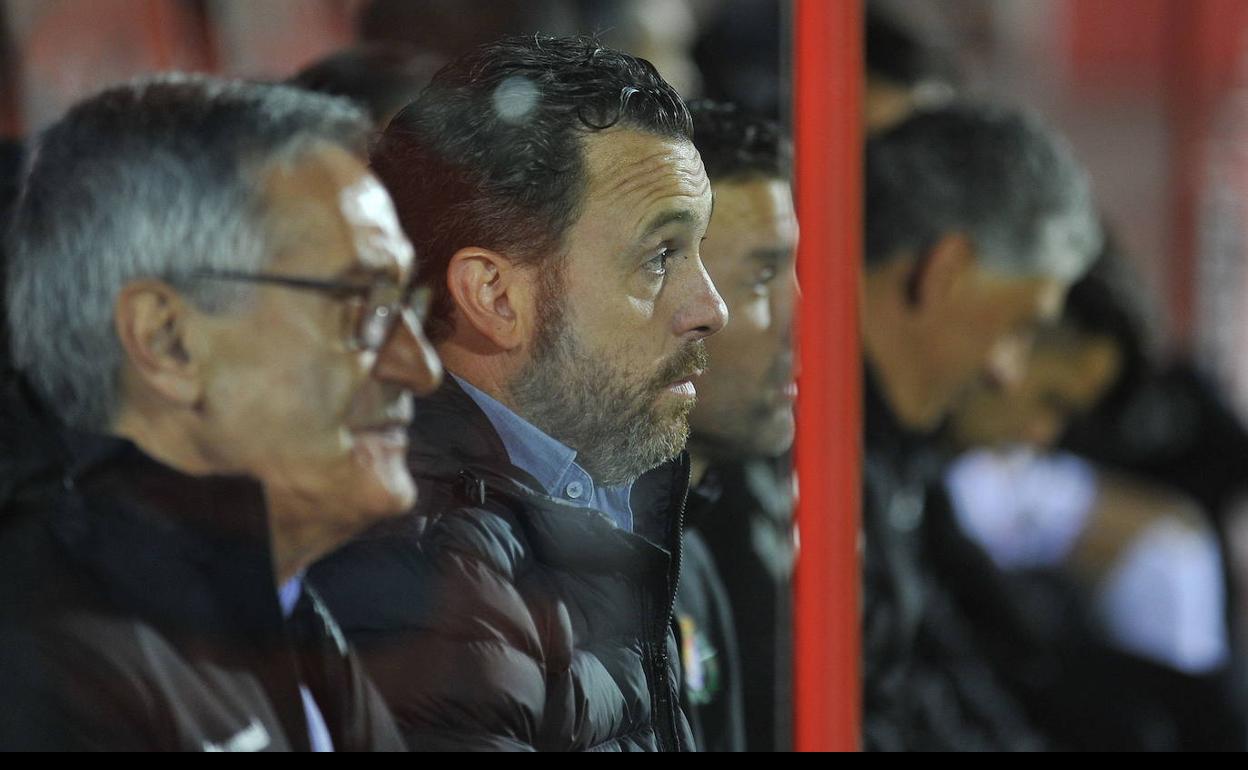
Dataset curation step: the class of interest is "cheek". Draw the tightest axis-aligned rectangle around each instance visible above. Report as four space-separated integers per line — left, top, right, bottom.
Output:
207 347 359 457
706 324 769 385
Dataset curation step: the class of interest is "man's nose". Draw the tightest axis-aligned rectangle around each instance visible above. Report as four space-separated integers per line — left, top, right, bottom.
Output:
373 311 444 395
675 260 729 340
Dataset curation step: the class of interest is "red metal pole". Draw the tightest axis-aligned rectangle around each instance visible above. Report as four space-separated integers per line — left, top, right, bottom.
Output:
792 0 863 753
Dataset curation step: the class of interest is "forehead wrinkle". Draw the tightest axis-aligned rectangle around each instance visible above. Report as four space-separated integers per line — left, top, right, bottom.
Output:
590 146 708 200
584 136 710 222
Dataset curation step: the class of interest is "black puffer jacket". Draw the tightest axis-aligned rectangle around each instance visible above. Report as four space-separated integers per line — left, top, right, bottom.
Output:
312 377 695 752
0 380 404 752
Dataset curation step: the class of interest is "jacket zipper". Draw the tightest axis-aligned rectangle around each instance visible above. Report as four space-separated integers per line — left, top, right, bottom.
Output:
648 456 691 752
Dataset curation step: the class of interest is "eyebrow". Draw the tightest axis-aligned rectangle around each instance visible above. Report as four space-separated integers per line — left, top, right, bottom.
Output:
749 247 795 266
639 209 701 241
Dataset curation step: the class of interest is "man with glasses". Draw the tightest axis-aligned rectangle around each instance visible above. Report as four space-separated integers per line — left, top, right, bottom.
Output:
0 74 441 751
311 35 727 751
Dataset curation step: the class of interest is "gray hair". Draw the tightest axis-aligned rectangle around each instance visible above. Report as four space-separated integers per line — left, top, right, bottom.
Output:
4 73 371 430
865 103 1101 281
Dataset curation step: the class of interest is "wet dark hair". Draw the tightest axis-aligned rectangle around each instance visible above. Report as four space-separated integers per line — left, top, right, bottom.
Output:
373 34 692 342
288 43 443 127
687 100 791 184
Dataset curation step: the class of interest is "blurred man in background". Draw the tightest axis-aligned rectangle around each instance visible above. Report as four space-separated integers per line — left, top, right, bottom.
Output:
862 103 1101 750
934 251 1245 750
312 35 725 751
289 42 443 129
0 75 442 751
680 100 797 753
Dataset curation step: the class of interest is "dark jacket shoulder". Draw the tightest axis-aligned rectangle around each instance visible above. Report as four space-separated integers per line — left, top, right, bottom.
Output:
313 377 694 752
0 412 404 752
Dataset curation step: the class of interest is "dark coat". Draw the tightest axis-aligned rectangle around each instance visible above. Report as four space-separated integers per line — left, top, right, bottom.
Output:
925 484 1246 751
311 377 695 752
685 458 794 752
861 366 1043 752
0 379 404 752
674 527 745 752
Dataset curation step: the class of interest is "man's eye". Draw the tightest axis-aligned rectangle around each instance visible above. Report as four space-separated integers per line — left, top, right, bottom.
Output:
750 266 778 293
643 248 675 276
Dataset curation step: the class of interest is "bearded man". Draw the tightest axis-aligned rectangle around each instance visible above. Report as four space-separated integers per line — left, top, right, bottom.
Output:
310 35 727 752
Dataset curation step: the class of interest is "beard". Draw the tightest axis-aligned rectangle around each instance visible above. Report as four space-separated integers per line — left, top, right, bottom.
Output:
509 274 708 486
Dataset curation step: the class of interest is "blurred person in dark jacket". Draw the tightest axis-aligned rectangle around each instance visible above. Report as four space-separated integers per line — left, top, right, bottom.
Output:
357 0 579 61
679 100 797 753
0 75 444 751
288 43 443 129
310 35 726 751
862 104 1101 750
935 254 1245 750
864 3 957 134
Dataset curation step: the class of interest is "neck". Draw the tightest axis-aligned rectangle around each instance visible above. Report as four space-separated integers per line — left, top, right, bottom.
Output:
436 339 523 411
689 449 712 487
862 268 934 431
114 405 336 589
266 491 357 585
112 406 217 480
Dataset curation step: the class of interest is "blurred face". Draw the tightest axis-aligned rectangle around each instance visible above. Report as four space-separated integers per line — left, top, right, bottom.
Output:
949 329 1122 450
511 129 727 485
689 177 798 459
910 266 1069 431
195 144 442 537
866 75 919 134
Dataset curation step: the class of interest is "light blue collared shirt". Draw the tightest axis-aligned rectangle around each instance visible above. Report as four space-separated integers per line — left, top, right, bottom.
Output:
454 374 634 531
278 576 334 753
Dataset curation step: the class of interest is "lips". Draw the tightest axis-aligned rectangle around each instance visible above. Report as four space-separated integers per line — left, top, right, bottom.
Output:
351 422 410 449
349 401 413 444
667 368 705 389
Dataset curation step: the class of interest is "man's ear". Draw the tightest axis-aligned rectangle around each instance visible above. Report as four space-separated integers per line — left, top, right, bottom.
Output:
445 247 534 350
907 232 975 313
113 280 203 408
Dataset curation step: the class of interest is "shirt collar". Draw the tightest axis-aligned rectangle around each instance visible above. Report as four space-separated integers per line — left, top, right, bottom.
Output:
452 374 580 497
278 573 304 619
451 374 634 531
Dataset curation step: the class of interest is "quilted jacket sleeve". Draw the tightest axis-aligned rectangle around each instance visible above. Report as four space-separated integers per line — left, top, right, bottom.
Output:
311 507 571 752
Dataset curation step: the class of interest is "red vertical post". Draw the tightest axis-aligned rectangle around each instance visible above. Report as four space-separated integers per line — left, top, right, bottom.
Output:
792 0 863 753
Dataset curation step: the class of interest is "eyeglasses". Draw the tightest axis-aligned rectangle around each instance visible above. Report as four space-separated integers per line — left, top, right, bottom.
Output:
193 270 431 352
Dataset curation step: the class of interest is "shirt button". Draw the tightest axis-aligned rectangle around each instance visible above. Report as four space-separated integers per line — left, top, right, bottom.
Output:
565 481 584 500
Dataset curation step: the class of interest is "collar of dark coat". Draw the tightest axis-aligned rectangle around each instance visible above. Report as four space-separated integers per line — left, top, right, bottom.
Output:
0 372 72 508
407 375 691 572
863 359 945 484
41 428 295 644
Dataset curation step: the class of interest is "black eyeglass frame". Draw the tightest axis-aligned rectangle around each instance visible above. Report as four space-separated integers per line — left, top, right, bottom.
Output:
192 269 430 352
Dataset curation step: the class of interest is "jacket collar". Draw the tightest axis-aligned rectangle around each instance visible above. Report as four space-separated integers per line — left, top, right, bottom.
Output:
42 430 289 645
863 359 944 482
407 376 690 569
0 373 72 508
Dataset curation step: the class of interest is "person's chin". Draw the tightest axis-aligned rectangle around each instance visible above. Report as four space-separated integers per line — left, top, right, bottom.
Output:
344 472 416 528
350 431 418 517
